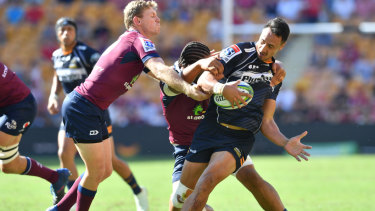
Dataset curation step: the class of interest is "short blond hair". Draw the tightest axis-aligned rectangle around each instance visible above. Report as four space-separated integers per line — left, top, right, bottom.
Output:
123 0 158 30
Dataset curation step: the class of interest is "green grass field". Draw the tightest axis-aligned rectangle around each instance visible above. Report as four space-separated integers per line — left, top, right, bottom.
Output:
0 155 374 211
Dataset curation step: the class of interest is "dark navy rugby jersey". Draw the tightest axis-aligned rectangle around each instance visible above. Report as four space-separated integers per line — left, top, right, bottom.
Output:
202 42 282 134
51 41 100 94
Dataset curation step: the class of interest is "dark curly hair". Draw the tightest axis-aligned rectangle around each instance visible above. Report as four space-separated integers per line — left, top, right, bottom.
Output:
178 41 210 68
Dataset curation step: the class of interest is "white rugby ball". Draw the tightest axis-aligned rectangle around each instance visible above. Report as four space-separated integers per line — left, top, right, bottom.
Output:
213 81 253 109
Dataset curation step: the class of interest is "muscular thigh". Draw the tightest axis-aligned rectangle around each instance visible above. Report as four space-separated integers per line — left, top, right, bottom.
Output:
180 160 208 189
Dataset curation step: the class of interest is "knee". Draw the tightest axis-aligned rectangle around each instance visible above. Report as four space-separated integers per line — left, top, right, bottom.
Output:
57 147 74 161
103 165 113 180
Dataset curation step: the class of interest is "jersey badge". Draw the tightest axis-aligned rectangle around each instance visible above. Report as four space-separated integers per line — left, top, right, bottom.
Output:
220 44 242 63
139 37 156 52
1 64 8 78
5 120 17 130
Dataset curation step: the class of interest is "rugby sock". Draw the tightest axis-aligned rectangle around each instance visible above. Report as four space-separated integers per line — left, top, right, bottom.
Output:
77 184 96 211
56 174 83 210
67 180 75 190
124 173 141 194
21 157 58 184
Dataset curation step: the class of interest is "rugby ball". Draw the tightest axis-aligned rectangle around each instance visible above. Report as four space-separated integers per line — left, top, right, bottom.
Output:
213 81 253 109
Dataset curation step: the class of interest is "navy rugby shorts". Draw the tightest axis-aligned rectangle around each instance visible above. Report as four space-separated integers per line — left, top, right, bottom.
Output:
0 94 36 136
60 107 113 136
186 122 255 172
62 90 109 143
171 144 190 183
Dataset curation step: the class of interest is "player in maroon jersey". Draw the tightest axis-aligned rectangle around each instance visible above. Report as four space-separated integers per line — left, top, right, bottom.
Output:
0 62 71 205
47 1 228 211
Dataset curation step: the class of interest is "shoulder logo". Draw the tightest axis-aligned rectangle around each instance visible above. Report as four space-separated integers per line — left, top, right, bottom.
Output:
139 37 156 52
220 44 242 63
2 64 8 78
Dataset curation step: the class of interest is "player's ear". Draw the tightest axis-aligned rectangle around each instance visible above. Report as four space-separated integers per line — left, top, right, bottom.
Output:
279 41 287 51
133 16 141 26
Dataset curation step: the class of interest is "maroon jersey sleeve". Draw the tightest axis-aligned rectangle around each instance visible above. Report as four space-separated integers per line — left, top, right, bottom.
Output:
0 62 30 107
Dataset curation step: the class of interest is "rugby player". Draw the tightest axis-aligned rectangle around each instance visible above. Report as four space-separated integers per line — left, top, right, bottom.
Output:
48 17 148 210
0 62 70 205
165 42 288 211
179 18 312 211
47 1 227 210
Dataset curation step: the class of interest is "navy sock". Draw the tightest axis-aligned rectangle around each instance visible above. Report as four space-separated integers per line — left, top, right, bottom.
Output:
124 173 141 194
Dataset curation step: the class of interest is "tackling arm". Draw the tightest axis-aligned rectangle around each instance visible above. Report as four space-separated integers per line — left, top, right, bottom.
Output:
261 99 312 161
145 57 209 101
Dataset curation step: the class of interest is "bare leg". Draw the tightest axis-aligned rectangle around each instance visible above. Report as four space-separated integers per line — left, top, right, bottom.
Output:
182 151 235 211
57 130 78 181
236 164 285 211
75 138 112 190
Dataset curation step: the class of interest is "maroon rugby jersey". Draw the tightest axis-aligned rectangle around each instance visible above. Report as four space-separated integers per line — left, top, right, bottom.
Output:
160 63 209 145
161 91 209 146
75 30 160 110
0 62 30 107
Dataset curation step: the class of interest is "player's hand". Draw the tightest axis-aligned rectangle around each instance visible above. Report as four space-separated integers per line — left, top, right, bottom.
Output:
223 80 252 109
47 97 60 115
270 60 286 87
199 56 224 80
284 131 312 162
186 84 211 101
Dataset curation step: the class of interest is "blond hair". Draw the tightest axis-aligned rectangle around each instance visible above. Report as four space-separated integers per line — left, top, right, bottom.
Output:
123 0 158 30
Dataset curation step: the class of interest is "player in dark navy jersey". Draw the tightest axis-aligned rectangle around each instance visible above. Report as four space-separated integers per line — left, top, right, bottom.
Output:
47 1 225 211
179 18 313 211
168 42 289 211
0 62 71 205
47 17 149 210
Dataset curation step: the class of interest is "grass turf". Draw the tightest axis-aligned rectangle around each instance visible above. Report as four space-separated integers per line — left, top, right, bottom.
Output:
0 155 374 211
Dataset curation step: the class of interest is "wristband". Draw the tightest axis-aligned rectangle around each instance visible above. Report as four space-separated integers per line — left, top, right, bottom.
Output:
213 82 225 95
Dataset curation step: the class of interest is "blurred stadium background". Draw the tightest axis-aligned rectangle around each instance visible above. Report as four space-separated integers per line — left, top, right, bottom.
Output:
0 0 375 157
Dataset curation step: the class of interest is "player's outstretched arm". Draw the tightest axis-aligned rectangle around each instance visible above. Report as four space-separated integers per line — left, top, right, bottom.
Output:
197 71 251 108
261 99 312 161
145 57 210 101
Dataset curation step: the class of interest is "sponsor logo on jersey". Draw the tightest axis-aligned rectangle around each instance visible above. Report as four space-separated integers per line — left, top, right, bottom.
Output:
89 130 99 136
139 37 156 52
124 75 140 91
244 47 255 53
220 44 242 63
241 71 273 84
5 120 17 130
1 64 8 78
69 57 79 69
93 65 104 72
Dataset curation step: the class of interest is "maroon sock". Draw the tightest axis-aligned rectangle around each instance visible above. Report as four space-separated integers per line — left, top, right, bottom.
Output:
76 184 97 211
56 175 82 210
22 157 58 184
